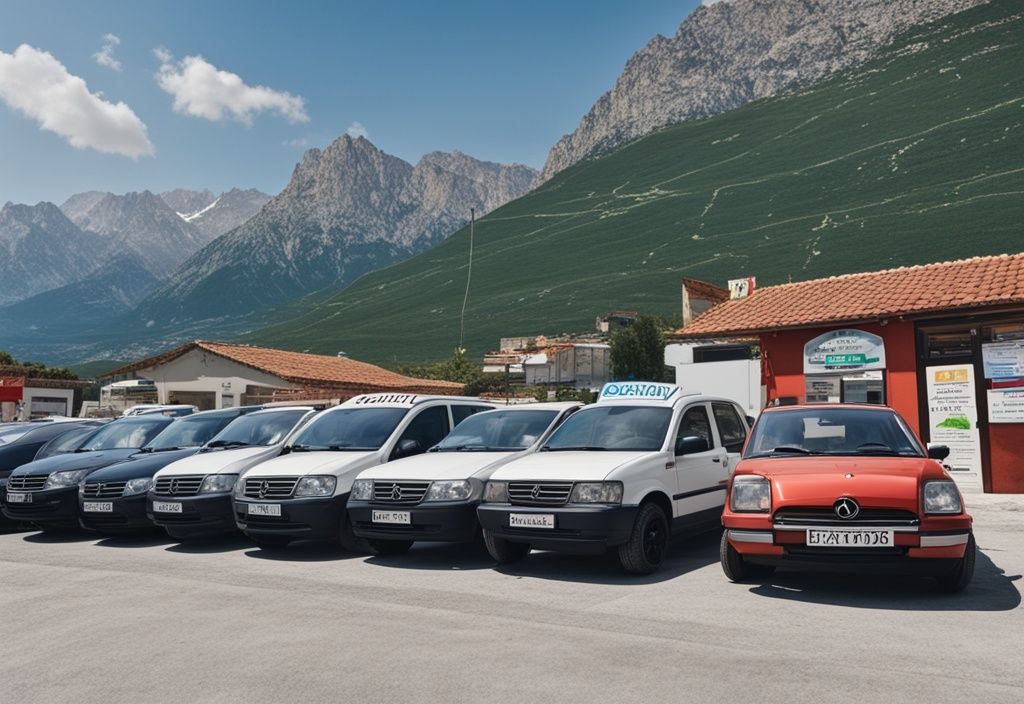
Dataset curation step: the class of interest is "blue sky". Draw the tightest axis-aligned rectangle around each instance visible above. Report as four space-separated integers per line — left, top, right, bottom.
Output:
0 0 702 205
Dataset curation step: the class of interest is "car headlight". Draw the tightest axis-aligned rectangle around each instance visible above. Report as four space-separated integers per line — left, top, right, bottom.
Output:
44 469 91 490
294 475 337 497
483 481 508 503
200 474 238 493
351 479 373 501
425 480 472 502
923 480 962 514
569 482 623 504
123 477 154 496
731 475 770 513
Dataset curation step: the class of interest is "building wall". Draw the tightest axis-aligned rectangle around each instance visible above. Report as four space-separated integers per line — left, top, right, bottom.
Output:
135 349 291 410
760 320 920 434
23 387 75 418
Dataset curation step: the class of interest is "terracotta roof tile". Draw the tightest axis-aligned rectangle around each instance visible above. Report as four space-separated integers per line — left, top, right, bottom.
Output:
675 253 1024 338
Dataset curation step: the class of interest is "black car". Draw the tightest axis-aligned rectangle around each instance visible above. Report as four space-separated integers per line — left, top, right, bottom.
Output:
2 415 174 532
0 421 105 529
79 407 260 533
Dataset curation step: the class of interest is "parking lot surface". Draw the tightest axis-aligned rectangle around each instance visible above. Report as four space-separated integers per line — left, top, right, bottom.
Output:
1 494 1021 704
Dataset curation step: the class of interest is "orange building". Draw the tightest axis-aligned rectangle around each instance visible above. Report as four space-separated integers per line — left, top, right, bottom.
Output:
676 254 1024 494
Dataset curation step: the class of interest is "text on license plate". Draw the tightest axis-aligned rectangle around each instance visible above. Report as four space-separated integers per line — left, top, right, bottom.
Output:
83 502 113 513
247 503 281 517
509 513 555 529
372 510 410 525
6 492 31 504
152 501 182 513
806 529 894 547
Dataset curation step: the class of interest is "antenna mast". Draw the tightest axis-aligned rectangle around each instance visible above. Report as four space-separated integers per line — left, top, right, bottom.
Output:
459 208 475 350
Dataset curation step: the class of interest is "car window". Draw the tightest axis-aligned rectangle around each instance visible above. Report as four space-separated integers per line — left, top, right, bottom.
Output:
35 426 100 459
712 403 747 453
452 404 490 425
676 405 714 451
291 408 406 451
544 406 672 452
145 414 236 450
744 408 925 458
79 419 169 451
435 410 558 451
212 410 310 447
396 406 450 454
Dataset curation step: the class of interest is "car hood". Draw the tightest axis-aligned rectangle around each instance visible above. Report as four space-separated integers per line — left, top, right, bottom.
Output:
736 456 946 506
86 448 200 482
244 450 378 479
10 449 141 477
489 451 656 482
358 451 521 482
154 445 281 478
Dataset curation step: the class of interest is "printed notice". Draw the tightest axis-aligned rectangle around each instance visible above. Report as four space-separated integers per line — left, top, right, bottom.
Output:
926 364 983 492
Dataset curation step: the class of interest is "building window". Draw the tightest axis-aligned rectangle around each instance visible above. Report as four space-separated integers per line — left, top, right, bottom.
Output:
924 331 974 360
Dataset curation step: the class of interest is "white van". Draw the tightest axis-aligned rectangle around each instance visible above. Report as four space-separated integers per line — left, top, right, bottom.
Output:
147 406 316 540
347 402 581 555
478 382 750 574
234 394 494 550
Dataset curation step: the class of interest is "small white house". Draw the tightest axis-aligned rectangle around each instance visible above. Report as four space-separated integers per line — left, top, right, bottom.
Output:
665 342 763 418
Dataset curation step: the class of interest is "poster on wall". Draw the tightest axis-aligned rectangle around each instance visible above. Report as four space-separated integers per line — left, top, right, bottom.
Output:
988 387 1024 423
926 364 984 492
982 341 1024 381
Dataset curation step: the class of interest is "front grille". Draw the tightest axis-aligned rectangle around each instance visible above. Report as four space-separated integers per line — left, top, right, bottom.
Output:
7 475 48 491
82 481 127 498
774 507 919 528
243 477 298 499
372 481 430 505
153 475 204 497
508 482 573 506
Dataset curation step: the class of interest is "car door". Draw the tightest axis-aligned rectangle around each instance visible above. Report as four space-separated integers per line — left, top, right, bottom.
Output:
672 402 729 525
710 402 749 476
390 405 451 460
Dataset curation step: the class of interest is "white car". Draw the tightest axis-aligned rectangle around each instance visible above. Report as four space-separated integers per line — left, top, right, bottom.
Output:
347 402 581 555
478 382 751 574
233 394 494 551
147 406 316 540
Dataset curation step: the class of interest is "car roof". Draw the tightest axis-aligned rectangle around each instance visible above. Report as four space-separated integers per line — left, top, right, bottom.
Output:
245 406 314 416
477 402 580 412
761 404 897 413
339 394 490 409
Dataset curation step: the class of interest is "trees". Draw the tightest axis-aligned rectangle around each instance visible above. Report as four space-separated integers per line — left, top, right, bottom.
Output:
0 350 78 379
609 315 668 382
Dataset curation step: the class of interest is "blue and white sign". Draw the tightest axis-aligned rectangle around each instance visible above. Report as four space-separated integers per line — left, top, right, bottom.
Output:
599 382 680 402
804 329 886 374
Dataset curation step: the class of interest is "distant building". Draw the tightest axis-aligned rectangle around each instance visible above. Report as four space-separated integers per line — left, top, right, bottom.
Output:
484 336 610 390
0 367 91 420
595 310 639 333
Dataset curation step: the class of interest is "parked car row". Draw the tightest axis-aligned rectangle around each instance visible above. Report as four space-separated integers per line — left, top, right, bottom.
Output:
0 383 975 592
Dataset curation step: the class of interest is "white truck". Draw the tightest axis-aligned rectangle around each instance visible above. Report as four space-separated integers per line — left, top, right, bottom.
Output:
477 382 750 574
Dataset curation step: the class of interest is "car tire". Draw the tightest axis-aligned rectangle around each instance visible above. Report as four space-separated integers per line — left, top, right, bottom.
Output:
720 531 775 581
253 535 291 550
617 502 669 575
934 533 976 594
483 529 531 563
338 513 370 554
367 538 413 556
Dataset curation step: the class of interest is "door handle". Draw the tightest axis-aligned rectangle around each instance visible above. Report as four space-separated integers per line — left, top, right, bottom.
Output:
712 457 721 463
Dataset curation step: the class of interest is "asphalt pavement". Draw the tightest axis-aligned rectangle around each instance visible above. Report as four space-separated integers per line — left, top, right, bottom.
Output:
1 494 1021 704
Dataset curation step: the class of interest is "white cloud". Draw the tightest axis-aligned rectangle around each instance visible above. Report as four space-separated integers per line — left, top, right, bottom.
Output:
702 0 730 5
94 33 122 71
0 44 154 158
346 121 368 139
155 50 309 124
282 137 310 148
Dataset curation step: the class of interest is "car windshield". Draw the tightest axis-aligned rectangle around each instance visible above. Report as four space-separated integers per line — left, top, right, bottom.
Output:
434 410 558 452
543 406 672 452
78 418 169 451
35 426 100 459
0 425 32 446
291 408 407 451
206 410 307 448
744 408 925 458
142 414 235 451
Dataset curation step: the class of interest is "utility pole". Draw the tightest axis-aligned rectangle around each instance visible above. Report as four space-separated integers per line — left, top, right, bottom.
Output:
459 208 475 351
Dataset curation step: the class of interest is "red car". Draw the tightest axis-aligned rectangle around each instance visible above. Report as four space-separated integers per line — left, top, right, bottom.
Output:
720 404 975 593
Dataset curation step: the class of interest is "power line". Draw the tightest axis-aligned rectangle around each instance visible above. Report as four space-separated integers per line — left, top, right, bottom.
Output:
458 207 474 350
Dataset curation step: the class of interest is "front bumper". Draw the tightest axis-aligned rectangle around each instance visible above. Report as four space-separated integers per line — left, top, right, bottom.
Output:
477 504 638 554
80 493 153 532
348 500 479 543
234 493 348 542
2 486 80 528
147 492 236 537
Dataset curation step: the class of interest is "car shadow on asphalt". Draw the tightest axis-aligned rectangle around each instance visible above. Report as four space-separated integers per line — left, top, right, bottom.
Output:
94 532 176 549
163 534 254 554
745 548 1021 611
365 541 495 571
243 540 364 562
493 528 723 585
22 530 97 544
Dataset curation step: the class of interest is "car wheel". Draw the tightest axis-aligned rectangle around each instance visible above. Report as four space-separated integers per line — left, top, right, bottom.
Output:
720 531 775 581
483 529 531 563
253 535 291 550
934 533 976 594
618 502 669 575
338 513 370 554
367 538 413 556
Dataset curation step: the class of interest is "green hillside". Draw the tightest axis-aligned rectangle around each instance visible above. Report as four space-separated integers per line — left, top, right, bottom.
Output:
254 0 1024 364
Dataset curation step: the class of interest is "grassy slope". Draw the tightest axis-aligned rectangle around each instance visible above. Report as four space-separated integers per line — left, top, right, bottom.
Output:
253 0 1024 365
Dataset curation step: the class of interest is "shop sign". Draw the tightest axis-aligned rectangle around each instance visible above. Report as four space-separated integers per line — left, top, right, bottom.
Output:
926 364 983 491
987 387 1024 423
982 341 1024 380
804 329 886 374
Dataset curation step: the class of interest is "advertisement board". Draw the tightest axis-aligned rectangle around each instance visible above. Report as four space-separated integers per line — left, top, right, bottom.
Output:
987 387 1024 423
926 364 983 491
804 329 886 374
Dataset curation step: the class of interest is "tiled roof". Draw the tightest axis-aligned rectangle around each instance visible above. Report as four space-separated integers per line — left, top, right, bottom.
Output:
675 253 1024 338
100 341 463 394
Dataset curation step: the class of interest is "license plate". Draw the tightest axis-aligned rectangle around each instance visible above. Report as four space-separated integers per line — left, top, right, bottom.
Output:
372 510 410 525
83 501 113 513
806 529 894 547
6 491 31 504
153 501 182 513
247 503 281 517
509 513 555 529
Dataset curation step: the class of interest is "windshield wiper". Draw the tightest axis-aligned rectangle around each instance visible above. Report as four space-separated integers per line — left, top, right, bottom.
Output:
292 443 373 452
435 444 491 452
206 440 250 449
746 446 821 458
543 445 608 452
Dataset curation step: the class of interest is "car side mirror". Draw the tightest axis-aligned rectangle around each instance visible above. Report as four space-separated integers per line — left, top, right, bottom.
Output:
927 444 950 461
279 445 292 455
746 416 756 428
394 438 422 459
675 435 709 455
